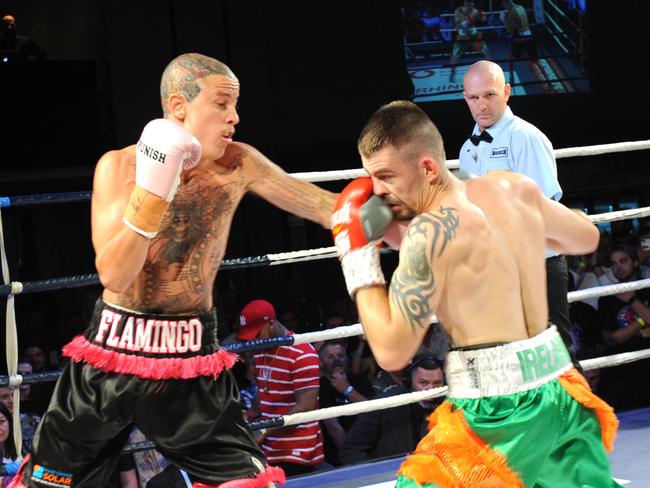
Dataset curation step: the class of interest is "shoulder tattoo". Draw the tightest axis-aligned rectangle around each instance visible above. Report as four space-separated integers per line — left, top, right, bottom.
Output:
389 207 460 330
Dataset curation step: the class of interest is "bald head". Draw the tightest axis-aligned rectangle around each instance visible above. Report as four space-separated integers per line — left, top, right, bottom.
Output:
160 53 237 115
462 61 511 131
463 60 506 90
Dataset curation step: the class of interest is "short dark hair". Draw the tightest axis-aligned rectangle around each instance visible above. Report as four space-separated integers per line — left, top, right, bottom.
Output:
357 100 447 169
611 244 638 261
408 351 443 373
318 339 346 357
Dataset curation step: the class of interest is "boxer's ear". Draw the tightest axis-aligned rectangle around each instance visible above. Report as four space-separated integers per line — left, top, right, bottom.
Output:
167 93 187 121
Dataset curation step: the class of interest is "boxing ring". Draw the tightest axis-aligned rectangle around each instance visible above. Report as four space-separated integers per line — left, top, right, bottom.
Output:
2 139 650 485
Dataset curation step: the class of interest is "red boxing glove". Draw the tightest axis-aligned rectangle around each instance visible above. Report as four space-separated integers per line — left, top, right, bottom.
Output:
332 177 392 255
331 177 392 297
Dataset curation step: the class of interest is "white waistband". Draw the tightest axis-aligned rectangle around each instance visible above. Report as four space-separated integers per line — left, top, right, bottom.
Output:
445 326 572 398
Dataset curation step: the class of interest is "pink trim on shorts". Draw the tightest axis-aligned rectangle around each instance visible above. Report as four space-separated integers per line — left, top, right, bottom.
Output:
62 335 238 380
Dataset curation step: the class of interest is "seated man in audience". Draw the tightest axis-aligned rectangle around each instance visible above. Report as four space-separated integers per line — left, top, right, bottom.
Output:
238 299 324 477
22 345 56 416
340 351 445 465
597 245 650 410
319 340 375 467
15 360 38 416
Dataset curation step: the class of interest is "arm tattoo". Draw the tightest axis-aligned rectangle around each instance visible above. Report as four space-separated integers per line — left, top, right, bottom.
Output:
390 207 460 330
251 154 324 219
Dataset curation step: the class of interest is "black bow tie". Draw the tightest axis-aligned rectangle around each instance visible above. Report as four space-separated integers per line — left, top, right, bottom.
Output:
469 130 493 146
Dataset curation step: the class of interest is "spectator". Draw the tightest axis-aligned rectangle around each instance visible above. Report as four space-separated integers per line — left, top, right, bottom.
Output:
237 299 324 477
0 403 19 487
0 386 40 456
15 360 36 415
598 246 650 352
458 60 581 372
597 245 650 409
0 15 16 49
21 345 55 416
23 346 48 373
319 340 375 467
340 352 445 465
371 344 430 396
0 14 46 61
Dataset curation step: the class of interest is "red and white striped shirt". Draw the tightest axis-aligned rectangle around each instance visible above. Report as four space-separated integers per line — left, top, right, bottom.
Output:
255 342 323 465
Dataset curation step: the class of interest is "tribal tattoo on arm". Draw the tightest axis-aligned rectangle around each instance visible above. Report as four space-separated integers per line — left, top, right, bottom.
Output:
389 207 460 331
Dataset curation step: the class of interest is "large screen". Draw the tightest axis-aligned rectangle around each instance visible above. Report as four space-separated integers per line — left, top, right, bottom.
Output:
402 0 589 102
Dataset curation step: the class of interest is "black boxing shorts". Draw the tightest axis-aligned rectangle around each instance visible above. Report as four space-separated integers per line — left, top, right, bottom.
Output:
17 299 277 488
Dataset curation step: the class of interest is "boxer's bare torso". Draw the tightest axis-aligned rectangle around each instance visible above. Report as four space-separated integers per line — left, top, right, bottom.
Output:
92 141 334 314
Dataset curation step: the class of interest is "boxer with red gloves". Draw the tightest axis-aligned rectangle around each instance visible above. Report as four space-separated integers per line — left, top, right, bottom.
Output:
331 177 393 297
331 101 618 488
13 53 338 488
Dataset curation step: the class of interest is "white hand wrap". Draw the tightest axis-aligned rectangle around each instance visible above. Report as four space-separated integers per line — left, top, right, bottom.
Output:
340 244 386 298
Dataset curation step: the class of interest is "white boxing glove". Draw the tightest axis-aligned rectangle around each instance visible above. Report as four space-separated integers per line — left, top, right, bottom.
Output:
123 119 202 238
135 119 201 201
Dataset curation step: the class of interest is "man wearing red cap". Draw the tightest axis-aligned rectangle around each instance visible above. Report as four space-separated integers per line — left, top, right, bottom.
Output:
238 300 324 477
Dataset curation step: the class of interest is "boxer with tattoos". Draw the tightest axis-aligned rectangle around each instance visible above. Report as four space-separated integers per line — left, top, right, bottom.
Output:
13 53 336 488
331 100 621 487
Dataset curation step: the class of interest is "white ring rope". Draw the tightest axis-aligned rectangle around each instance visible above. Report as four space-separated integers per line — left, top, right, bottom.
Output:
290 140 650 182
282 387 449 427
267 246 338 265
294 324 365 345
554 140 650 159
579 348 650 371
568 278 650 303
588 206 650 224
277 347 650 427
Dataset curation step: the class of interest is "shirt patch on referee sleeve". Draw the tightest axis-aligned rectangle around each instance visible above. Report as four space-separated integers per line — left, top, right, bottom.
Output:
490 147 508 158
